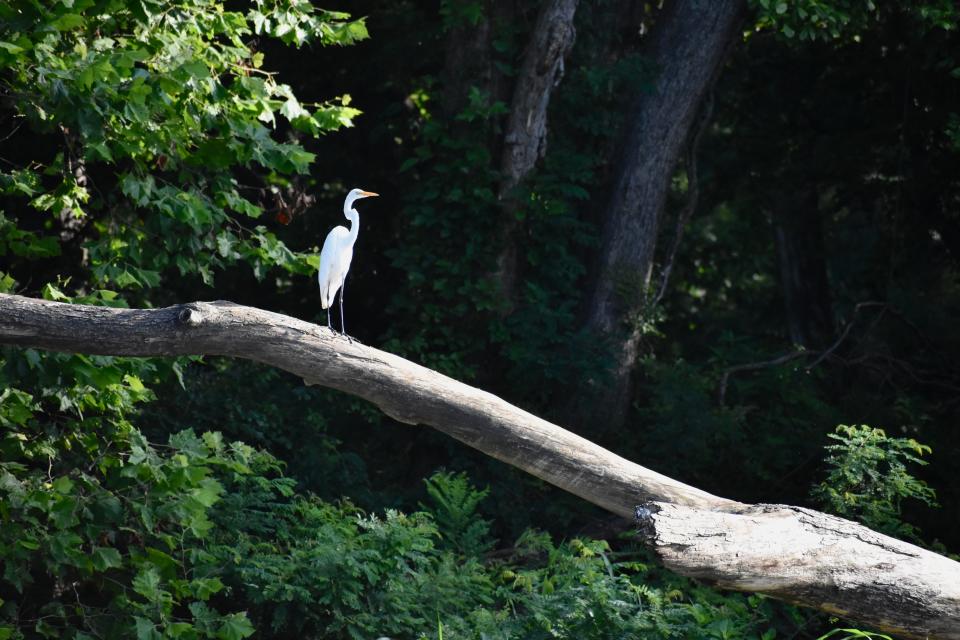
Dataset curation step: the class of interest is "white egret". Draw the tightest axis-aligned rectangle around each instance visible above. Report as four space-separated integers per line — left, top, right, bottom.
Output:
318 188 379 337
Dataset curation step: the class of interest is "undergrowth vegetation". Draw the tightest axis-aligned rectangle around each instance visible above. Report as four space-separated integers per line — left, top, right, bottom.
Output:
0 371 792 640
0 351 938 638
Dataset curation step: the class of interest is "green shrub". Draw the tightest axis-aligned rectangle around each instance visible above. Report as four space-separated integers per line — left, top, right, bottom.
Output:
812 424 938 541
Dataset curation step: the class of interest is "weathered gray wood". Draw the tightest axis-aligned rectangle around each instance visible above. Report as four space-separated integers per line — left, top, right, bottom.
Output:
2 293 958 639
637 502 960 640
0 294 733 517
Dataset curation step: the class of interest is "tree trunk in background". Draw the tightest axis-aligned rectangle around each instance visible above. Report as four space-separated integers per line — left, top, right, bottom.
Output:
441 1 516 122
441 8 492 117
772 191 834 348
582 0 746 430
494 0 579 311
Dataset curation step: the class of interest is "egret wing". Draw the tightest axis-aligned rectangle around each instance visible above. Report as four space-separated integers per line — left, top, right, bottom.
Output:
318 226 351 308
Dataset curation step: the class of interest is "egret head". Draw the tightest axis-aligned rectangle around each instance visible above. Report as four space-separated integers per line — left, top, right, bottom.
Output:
349 188 378 200
343 188 378 214
344 189 380 204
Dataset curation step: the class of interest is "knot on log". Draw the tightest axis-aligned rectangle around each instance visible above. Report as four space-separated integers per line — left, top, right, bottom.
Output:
634 501 661 541
177 303 208 327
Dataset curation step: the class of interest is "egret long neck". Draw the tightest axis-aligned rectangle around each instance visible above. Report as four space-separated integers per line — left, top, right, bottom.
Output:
344 207 360 244
342 192 363 244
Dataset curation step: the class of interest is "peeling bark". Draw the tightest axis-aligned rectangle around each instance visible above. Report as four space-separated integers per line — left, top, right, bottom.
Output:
499 0 578 197
1 293 958 639
637 502 960 640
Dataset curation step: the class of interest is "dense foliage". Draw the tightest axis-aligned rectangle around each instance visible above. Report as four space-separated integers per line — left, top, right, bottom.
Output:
1 0 957 638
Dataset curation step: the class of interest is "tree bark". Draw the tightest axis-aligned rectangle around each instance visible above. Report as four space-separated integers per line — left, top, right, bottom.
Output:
0 294 731 516
637 502 960 640
1 293 958 639
583 0 746 429
494 0 579 310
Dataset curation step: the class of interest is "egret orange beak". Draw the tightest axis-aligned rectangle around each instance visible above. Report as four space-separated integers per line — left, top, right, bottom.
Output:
360 190 379 197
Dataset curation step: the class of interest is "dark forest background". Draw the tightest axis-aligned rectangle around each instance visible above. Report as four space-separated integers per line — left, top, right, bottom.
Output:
1 1 958 638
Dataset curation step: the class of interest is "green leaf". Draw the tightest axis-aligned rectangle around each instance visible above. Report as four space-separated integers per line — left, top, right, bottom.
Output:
92 546 123 570
280 97 305 121
52 476 74 493
52 13 85 30
201 431 223 451
180 60 209 80
192 478 223 508
0 387 36 426
41 283 70 301
0 272 15 292
166 622 195 638
192 576 224 600
134 617 162 640
143 547 178 575
217 613 254 640
124 374 146 393
133 567 162 601
285 148 315 173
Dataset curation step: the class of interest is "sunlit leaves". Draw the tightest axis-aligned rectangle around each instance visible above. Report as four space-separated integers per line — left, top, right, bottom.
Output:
0 389 258 638
749 0 958 41
0 330 264 640
248 1 369 47
812 424 938 541
0 0 365 294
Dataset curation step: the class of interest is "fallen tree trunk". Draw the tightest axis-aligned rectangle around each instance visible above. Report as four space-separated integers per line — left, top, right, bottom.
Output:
0 294 957 640
0 294 730 515
636 503 960 640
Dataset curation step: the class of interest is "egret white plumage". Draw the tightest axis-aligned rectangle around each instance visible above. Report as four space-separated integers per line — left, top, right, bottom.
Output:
318 188 379 337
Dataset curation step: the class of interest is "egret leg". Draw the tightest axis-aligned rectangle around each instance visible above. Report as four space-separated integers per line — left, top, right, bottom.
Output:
339 277 352 343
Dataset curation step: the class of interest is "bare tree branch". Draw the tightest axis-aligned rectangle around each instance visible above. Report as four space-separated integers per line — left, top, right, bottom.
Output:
718 301 889 405
1 293 957 640
0 294 731 516
804 301 886 370
717 349 811 405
